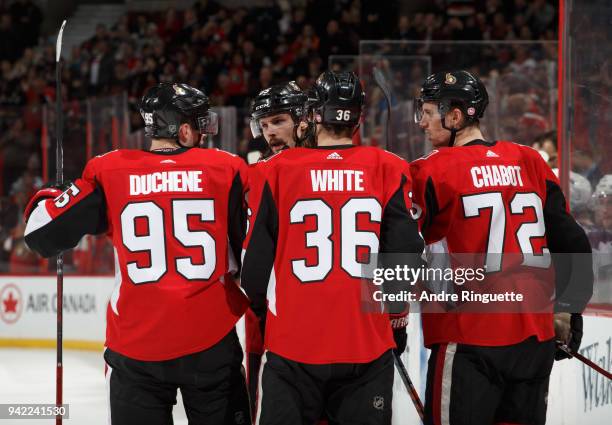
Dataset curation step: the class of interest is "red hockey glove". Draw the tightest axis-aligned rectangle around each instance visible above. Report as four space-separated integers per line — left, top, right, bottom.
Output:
23 187 63 222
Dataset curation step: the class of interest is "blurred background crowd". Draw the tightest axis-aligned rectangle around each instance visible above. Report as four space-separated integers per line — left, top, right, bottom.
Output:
0 0 609 274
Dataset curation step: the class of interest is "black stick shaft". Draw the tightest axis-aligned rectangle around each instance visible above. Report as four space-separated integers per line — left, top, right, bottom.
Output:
55 20 66 425
393 351 425 422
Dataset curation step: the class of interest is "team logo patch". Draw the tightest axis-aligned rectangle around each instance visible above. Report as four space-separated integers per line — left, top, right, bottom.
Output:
373 396 385 410
173 84 186 95
467 106 476 116
445 73 457 85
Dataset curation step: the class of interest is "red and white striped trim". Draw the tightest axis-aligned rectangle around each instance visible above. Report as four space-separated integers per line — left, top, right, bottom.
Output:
104 348 112 425
255 351 268 425
433 343 457 425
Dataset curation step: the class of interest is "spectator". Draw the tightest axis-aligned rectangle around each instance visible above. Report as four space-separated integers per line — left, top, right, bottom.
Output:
532 130 558 168
8 0 42 49
0 14 20 62
526 0 556 36
574 150 603 188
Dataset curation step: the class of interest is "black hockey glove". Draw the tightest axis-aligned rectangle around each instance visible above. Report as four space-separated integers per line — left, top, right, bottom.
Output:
391 313 408 355
555 313 583 360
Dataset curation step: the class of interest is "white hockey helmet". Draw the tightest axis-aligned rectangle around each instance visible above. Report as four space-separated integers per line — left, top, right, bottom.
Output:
552 169 592 212
593 174 612 198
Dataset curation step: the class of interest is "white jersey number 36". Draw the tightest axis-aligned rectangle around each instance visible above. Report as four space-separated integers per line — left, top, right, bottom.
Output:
290 198 381 283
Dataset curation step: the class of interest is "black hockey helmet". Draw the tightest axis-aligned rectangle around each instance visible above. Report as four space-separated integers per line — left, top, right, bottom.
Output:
140 82 218 140
308 70 364 127
250 81 308 138
414 70 488 147
414 70 488 125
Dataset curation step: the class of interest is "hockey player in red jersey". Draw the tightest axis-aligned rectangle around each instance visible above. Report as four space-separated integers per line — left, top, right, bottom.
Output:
241 70 424 425
250 81 312 160
244 81 310 414
411 70 593 425
23 83 251 425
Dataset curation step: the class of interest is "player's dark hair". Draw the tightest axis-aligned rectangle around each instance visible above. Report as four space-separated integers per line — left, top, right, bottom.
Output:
532 130 557 150
321 124 353 138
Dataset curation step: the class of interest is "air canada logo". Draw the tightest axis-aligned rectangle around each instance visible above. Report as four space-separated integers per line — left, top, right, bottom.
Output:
0 284 23 324
445 73 457 85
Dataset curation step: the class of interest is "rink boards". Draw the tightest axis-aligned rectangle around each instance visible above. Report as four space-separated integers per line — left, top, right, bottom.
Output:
0 276 610 424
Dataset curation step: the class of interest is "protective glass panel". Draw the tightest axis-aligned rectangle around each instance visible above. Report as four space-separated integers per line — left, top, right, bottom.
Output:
330 54 432 161
361 41 558 151
564 0 612 307
358 55 431 161
0 104 44 274
88 95 130 158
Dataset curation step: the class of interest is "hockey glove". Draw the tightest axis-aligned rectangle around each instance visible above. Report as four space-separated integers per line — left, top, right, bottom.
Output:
391 313 408 355
23 183 69 223
555 313 583 360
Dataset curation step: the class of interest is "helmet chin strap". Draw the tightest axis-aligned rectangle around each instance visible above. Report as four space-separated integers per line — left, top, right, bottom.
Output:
176 137 191 148
448 128 458 147
440 116 468 148
298 121 317 147
293 122 313 147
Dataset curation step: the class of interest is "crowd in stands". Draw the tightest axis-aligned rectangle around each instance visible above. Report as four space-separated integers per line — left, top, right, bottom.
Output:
1 0 609 273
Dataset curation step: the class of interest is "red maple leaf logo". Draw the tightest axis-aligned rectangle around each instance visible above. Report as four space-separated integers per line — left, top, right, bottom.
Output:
3 291 18 313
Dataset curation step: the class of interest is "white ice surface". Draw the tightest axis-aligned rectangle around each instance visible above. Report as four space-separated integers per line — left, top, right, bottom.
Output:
0 348 188 425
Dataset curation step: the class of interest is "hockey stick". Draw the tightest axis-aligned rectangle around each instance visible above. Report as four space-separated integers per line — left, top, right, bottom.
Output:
55 19 67 425
557 342 612 380
393 351 425 422
372 66 392 146
374 65 426 421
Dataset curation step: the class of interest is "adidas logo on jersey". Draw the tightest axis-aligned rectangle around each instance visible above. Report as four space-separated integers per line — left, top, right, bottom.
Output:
486 150 499 158
160 159 176 164
326 152 343 160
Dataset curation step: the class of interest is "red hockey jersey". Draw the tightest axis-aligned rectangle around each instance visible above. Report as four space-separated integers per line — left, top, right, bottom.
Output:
25 147 250 360
410 140 592 347
241 145 423 364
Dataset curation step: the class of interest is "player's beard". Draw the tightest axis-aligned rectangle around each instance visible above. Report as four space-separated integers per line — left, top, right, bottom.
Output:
268 137 288 153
